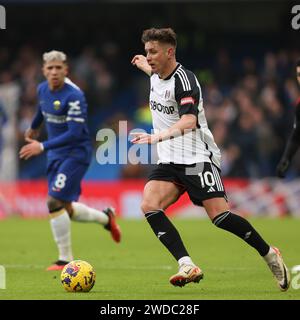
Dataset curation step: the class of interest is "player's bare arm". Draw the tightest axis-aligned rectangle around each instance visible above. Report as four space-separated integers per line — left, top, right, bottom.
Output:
131 55 152 76
131 114 197 144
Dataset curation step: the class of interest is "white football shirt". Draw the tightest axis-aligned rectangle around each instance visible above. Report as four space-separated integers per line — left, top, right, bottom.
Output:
149 63 221 167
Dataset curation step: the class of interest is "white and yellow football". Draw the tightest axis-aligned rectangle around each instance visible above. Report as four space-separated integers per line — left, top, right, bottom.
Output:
61 260 96 292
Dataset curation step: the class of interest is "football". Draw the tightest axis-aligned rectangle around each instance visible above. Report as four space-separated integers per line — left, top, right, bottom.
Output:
61 260 96 292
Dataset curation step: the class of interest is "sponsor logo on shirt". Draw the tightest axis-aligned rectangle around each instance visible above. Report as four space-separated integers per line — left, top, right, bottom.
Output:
150 100 175 114
42 111 67 124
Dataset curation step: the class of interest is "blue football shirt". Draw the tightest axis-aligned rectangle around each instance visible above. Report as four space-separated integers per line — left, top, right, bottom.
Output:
31 78 92 164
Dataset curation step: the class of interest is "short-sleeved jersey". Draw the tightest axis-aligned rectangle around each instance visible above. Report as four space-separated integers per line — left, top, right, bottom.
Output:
149 63 221 167
36 78 92 163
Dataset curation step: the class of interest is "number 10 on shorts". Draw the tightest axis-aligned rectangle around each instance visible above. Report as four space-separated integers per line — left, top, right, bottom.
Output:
198 172 215 188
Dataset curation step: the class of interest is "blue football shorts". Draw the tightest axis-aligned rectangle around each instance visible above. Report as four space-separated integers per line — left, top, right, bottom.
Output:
47 157 90 202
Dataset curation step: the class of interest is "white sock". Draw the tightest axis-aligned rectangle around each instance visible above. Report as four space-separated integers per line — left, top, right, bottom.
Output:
71 202 109 225
178 256 194 267
50 209 73 262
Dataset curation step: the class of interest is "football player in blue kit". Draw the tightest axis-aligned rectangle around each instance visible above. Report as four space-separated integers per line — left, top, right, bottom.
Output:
19 50 121 270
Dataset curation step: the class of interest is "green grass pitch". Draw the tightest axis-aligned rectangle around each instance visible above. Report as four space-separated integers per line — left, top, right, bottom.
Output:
0 216 299 300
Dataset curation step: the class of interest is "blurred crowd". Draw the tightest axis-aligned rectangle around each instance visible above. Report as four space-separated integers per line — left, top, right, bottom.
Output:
202 49 300 178
0 44 299 180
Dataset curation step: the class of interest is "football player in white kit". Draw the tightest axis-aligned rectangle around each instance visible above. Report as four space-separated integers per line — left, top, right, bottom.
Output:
131 27 290 291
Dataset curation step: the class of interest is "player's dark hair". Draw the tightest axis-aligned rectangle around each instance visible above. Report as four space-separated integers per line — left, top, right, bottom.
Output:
297 59 300 68
142 28 177 47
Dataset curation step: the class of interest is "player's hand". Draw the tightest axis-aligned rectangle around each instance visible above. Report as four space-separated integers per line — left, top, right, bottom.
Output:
130 132 160 145
276 159 290 178
19 138 44 160
24 128 40 140
131 55 152 76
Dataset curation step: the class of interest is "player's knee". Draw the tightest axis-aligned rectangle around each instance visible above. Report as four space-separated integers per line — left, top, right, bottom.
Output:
64 202 73 217
203 198 229 222
141 199 160 215
47 197 64 213
208 210 222 222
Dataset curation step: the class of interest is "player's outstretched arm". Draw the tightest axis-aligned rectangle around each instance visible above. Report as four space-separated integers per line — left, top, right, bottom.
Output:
131 114 197 145
131 55 152 76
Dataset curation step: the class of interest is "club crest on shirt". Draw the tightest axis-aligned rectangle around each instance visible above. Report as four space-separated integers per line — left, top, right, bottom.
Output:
164 90 171 99
53 100 61 110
